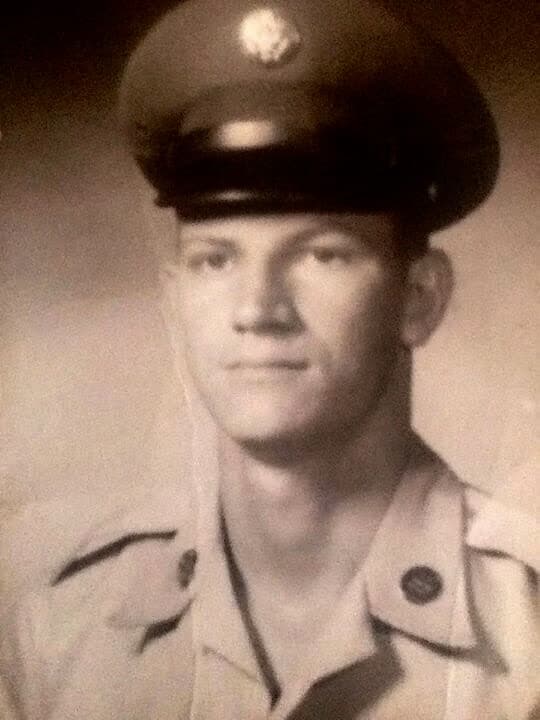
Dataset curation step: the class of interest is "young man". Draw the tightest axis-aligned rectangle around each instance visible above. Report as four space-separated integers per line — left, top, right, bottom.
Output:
1 1 538 719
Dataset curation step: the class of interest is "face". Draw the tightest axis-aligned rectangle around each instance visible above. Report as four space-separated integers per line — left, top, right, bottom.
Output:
169 213 409 451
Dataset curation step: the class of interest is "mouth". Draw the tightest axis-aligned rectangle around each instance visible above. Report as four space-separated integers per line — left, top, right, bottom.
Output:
225 359 309 381
227 359 308 370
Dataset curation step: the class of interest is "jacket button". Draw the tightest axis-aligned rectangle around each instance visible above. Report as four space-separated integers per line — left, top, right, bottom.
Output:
400 565 443 605
178 549 198 589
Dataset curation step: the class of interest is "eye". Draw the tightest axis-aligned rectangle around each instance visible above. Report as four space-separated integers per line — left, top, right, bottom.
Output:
299 229 360 268
185 248 235 273
203 251 232 270
308 246 354 266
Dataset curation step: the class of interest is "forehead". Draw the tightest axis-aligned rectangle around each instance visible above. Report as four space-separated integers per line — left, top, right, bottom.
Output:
179 212 398 244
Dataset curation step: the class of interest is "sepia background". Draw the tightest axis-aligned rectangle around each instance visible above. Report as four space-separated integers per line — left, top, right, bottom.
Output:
1 1 538 507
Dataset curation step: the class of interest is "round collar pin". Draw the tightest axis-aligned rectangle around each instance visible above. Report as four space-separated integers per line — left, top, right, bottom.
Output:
400 565 443 605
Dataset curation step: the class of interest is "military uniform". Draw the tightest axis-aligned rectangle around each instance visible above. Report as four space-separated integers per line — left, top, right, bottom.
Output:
0 440 538 719
2 1 538 718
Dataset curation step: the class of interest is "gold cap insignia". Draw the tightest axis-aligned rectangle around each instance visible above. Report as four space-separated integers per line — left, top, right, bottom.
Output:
239 7 302 67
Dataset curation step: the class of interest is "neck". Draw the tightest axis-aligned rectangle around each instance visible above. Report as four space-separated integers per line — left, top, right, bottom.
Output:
219 384 414 603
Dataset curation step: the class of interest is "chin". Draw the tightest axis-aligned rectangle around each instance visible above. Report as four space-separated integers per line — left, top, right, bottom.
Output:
216 410 303 446
198 377 383 456
230 429 323 464
211 402 361 462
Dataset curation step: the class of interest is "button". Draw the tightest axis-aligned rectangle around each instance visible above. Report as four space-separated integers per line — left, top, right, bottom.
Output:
177 549 198 589
400 566 443 605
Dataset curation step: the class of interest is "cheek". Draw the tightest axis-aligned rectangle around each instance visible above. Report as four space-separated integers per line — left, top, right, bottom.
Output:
296 265 403 364
174 277 230 364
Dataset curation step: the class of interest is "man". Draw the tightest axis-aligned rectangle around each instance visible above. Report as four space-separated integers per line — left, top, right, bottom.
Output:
1 1 538 719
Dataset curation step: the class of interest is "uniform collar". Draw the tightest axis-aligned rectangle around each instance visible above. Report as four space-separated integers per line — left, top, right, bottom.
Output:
192 516 263 679
365 441 475 649
108 440 476 663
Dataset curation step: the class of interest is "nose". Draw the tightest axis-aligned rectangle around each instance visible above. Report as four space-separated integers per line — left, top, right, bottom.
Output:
232 259 299 334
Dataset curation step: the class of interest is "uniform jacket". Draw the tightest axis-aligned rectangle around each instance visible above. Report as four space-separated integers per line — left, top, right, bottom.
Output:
0 442 538 720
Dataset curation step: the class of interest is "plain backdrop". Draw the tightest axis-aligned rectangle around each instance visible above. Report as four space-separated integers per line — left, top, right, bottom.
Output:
1 1 538 509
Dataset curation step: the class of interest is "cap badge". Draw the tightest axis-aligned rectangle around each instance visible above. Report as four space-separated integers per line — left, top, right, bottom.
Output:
239 8 302 67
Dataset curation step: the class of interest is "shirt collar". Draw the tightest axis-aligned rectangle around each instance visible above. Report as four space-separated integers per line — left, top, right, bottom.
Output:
192 486 263 679
274 441 476 714
365 441 475 650
108 441 476 661
106 478 262 679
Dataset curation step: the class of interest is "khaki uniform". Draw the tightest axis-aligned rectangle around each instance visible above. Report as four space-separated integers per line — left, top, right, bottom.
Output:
2 3 530 718
1 442 538 720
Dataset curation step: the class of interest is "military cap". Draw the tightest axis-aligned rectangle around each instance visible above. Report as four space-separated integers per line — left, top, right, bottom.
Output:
119 0 499 230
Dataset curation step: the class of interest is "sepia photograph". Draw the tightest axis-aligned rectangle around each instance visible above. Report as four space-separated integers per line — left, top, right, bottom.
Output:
1 1 538 718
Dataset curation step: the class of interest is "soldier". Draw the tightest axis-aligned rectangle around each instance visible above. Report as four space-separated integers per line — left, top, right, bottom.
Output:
1 1 538 719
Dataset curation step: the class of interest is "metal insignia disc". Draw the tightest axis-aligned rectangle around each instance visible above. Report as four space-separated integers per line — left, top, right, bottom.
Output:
239 7 302 67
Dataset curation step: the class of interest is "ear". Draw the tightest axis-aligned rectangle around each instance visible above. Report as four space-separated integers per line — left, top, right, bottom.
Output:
400 248 454 348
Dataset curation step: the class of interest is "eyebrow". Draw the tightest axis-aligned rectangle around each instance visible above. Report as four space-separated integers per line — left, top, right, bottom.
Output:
295 223 363 244
178 235 237 251
179 221 360 250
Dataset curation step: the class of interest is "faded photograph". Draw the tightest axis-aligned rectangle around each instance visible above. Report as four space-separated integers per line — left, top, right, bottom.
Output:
1 1 538 719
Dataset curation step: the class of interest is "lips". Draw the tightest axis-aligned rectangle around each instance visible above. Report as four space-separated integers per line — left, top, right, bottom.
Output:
225 362 308 386
226 359 308 370
224 359 309 385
